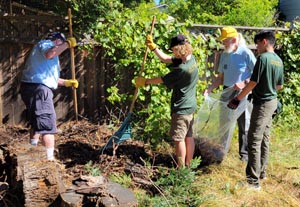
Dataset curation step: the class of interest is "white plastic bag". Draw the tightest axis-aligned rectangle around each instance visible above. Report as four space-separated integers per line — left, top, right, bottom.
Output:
193 87 248 165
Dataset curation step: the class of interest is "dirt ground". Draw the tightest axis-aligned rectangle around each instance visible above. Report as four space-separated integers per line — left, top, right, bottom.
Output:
0 120 178 205
0 119 227 207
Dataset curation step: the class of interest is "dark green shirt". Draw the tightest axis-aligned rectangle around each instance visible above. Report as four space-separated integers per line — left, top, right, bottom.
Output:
251 52 284 104
162 55 199 114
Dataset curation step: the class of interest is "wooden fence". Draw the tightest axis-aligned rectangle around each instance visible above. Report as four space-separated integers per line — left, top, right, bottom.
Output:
0 13 109 125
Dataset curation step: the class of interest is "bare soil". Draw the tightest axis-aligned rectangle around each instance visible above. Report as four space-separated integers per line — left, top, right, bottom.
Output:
0 120 178 206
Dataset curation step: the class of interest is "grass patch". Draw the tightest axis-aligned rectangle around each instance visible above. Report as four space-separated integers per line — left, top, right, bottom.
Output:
134 125 300 207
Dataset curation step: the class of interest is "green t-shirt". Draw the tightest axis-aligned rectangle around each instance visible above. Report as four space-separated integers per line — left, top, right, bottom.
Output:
251 52 284 104
162 55 199 114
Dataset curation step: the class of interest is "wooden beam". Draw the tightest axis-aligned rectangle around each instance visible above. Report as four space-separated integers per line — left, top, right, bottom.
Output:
11 2 58 16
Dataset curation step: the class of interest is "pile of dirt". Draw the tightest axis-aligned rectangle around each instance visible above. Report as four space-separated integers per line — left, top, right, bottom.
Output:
194 137 225 166
0 120 177 206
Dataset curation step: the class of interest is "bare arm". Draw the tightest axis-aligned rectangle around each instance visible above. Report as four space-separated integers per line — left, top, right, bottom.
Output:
58 78 66 86
152 48 173 63
276 85 283 91
234 78 250 90
44 42 69 59
236 80 257 100
145 77 163 85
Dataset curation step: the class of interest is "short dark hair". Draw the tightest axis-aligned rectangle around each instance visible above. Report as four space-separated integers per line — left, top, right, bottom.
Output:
254 30 275 45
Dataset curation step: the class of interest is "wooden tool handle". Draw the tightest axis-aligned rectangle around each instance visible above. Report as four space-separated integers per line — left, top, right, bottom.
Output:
129 16 156 113
68 8 78 121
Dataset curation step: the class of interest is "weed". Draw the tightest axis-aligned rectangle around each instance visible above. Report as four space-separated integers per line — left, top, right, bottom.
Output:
109 172 132 188
84 160 101 176
140 157 205 207
222 182 231 195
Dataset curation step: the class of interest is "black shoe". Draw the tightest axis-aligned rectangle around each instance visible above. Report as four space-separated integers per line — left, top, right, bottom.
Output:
260 172 267 180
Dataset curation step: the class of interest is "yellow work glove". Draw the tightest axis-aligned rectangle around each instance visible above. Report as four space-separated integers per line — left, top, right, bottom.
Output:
146 34 157 51
67 37 77 48
135 77 146 87
64 79 79 88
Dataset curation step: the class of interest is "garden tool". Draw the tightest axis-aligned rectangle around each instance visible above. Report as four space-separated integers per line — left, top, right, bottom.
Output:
100 16 156 152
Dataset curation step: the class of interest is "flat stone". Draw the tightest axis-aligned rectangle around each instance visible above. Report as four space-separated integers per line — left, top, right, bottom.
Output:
101 181 138 207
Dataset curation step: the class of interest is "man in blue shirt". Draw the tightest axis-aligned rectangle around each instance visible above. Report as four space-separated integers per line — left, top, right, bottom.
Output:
204 26 256 162
20 32 78 160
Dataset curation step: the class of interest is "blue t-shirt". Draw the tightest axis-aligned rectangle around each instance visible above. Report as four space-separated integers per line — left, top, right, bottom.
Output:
21 40 60 89
218 45 256 87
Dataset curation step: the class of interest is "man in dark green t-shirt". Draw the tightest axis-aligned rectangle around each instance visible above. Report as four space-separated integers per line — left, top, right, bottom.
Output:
135 34 199 167
228 30 284 190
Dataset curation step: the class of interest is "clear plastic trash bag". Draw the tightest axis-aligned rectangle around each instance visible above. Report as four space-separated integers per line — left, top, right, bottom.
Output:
193 87 248 165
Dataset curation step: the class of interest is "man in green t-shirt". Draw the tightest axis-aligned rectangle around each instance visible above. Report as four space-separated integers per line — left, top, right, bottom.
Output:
135 34 199 168
228 30 284 190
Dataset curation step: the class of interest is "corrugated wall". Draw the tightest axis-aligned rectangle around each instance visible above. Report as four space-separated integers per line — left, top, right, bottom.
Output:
280 0 300 22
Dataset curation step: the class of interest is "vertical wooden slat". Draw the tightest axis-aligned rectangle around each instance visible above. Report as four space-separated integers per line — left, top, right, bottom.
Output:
10 46 15 125
98 47 106 122
9 0 12 15
0 46 3 126
86 48 96 120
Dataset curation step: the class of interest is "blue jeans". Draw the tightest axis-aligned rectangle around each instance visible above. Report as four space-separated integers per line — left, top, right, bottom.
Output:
246 98 277 187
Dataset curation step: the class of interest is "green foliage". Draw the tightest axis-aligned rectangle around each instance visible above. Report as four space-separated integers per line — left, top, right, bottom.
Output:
163 0 278 26
106 86 127 104
222 0 278 26
93 4 176 141
56 1 300 135
139 158 205 207
275 21 300 129
84 160 102 176
163 0 234 24
140 85 172 144
90 3 211 142
55 0 123 35
109 172 133 188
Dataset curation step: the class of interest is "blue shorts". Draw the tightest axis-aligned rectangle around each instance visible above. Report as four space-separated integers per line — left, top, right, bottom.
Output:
20 83 57 134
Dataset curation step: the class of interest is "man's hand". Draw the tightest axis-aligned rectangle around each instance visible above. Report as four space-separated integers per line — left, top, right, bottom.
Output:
203 88 212 96
146 34 157 51
135 77 146 87
64 79 79 88
227 97 240 109
67 37 77 48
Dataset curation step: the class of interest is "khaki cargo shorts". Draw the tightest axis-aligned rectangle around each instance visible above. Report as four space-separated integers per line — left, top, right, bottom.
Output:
170 113 194 142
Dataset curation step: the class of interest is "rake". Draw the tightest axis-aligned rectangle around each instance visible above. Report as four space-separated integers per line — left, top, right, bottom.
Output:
100 16 156 152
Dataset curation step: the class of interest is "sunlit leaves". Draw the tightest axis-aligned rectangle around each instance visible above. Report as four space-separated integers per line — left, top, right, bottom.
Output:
163 0 277 26
274 21 300 129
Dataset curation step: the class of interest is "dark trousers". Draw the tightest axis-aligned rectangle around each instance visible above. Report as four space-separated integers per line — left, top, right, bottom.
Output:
246 98 277 186
237 101 253 161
